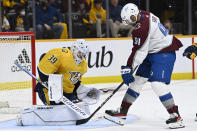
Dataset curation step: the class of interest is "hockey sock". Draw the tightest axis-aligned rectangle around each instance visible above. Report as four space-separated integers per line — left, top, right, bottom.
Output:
120 101 132 114
120 88 140 114
167 105 180 116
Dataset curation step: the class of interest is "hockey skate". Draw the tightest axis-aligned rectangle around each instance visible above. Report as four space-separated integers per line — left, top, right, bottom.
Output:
166 113 185 129
104 108 127 126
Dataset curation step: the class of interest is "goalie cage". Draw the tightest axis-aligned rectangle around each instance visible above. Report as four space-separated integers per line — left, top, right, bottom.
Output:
0 32 36 114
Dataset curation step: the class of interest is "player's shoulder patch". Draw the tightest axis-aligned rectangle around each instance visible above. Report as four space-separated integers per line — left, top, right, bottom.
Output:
62 47 71 54
134 23 141 30
132 23 144 36
60 48 73 62
60 48 72 56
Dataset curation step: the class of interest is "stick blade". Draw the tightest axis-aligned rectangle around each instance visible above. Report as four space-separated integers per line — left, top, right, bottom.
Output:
104 114 125 126
76 118 90 125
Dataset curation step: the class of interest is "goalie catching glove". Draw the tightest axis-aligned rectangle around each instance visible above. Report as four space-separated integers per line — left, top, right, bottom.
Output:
76 85 101 105
183 43 197 59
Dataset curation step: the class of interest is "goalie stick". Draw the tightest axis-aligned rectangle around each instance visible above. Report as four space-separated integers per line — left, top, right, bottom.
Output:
14 61 89 119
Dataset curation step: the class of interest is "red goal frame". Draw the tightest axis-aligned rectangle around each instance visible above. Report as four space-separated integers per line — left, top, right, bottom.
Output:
0 32 36 105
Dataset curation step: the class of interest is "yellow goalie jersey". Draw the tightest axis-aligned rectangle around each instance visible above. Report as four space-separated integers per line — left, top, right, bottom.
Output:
38 48 87 93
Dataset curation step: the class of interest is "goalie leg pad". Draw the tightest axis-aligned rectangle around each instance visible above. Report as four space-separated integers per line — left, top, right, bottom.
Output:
17 104 90 126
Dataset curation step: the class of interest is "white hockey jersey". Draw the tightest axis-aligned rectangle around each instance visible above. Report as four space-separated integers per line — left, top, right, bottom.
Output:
127 10 183 69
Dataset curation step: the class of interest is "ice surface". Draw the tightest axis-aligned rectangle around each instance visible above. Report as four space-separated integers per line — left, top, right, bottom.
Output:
0 80 197 131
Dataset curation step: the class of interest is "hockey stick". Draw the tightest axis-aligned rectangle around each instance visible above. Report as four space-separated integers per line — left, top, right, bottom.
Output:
76 82 124 125
14 61 89 119
76 66 138 125
99 86 127 93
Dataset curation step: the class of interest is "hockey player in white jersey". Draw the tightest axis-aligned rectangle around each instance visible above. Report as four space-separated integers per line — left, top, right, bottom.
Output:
105 3 184 129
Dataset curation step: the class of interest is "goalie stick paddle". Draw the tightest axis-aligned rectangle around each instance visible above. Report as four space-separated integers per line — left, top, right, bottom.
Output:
14 61 89 119
76 82 124 125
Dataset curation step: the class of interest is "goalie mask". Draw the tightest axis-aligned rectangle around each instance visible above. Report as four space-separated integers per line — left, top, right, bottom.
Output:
71 39 89 65
121 3 139 25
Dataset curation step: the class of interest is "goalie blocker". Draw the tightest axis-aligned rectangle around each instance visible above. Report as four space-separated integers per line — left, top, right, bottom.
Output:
17 74 101 126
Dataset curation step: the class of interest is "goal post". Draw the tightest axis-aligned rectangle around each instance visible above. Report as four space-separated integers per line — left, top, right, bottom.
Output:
0 32 36 113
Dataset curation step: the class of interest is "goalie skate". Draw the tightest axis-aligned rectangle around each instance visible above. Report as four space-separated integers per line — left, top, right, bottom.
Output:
16 114 23 126
104 108 126 126
166 113 185 129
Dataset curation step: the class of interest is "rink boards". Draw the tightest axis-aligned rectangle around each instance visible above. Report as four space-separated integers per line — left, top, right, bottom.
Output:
35 36 197 84
0 36 197 92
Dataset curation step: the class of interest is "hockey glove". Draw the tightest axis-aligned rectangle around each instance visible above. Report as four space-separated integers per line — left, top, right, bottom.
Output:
77 85 101 105
183 43 197 59
121 66 135 86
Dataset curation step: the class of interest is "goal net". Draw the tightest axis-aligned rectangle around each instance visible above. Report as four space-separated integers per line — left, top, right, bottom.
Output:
0 32 36 113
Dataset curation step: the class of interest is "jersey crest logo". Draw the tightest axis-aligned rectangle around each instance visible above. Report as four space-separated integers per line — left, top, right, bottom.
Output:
69 72 82 84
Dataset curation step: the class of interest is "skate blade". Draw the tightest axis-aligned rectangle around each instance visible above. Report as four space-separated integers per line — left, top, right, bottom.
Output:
104 113 125 126
168 121 185 129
